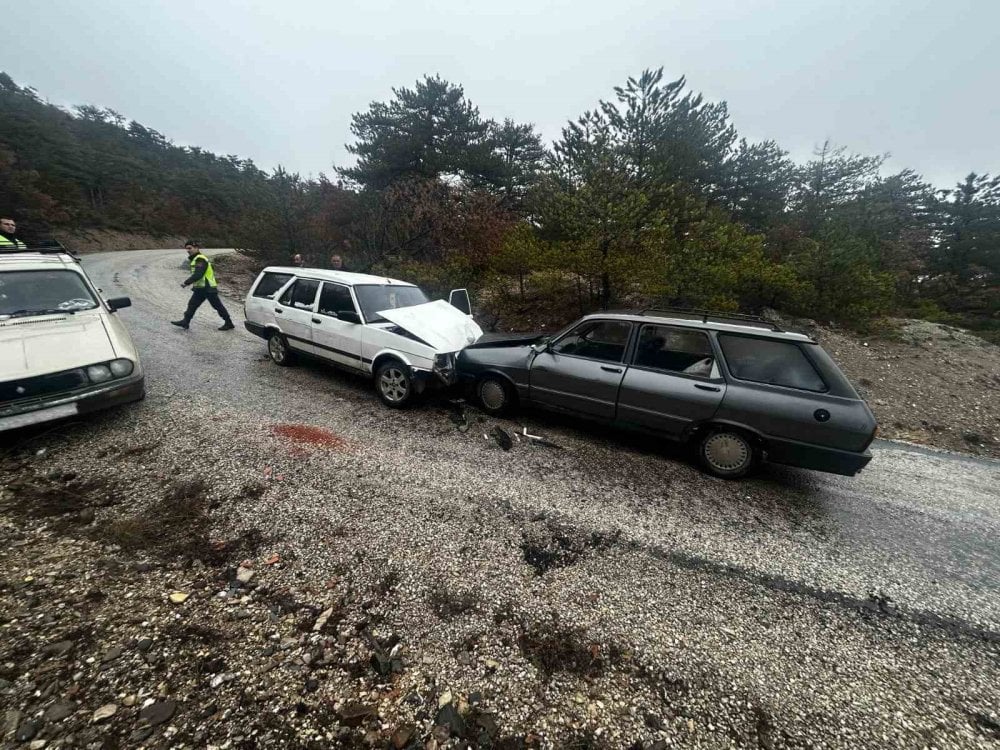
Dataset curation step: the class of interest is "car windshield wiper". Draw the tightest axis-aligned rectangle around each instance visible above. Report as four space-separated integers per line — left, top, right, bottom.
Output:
0 308 77 320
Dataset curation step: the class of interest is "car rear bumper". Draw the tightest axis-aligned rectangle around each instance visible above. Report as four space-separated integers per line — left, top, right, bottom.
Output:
0 375 145 432
765 436 873 476
245 320 268 339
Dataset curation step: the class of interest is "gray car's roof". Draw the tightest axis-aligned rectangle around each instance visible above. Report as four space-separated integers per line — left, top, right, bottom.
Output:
581 311 815 342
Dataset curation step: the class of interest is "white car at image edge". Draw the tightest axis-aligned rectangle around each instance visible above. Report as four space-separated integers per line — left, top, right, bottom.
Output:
243 266 482 407
0 251 145 432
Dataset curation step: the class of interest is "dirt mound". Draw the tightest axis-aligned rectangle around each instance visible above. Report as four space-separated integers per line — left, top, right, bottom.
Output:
894 319 995 349
51 228 189 254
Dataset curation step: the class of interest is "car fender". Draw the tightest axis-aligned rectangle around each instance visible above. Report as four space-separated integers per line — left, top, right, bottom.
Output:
370 348 418 374
475 367 530 401
683 418 769 447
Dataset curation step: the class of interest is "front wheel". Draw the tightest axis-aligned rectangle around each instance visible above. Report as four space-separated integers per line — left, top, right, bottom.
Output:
268 332 295 366
477 374 517 417
375 361 413 408
698 429 758 479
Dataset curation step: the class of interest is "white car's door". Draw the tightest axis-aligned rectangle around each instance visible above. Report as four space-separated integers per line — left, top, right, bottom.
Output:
311 282 364 370
274 278 320 354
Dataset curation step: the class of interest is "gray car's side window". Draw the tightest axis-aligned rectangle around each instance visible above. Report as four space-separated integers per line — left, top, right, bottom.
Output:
552 320 632 363
634 325 717 378
718 334 827 392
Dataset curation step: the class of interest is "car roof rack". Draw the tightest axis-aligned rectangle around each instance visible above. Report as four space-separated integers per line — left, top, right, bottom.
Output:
639 307 783 332
0 241 80 261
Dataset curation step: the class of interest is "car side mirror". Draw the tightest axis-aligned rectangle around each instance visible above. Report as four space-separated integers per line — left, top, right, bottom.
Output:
448 288 472 315
106 297 131 312
336 310 361 324
531 338 551 353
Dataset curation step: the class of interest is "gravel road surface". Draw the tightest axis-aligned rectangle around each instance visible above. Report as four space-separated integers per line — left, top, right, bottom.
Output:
1 247 998 749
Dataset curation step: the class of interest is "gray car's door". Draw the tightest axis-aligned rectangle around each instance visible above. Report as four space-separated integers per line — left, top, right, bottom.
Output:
616 324 726 436
528 320 633 420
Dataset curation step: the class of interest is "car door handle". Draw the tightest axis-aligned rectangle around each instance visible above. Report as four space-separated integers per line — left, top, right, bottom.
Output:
694 384 721 392
274 308 283 314
312 318 321 324
601 365 623 373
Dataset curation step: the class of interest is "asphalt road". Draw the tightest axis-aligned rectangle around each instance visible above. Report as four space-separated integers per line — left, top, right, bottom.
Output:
61 247 1000 746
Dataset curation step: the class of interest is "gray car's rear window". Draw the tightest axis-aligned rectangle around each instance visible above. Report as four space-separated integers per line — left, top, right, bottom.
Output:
718 335 827 392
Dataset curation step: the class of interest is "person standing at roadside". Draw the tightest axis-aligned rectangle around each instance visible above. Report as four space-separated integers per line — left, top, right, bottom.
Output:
292 253 305 267
0 217 26 250
171 240 235 331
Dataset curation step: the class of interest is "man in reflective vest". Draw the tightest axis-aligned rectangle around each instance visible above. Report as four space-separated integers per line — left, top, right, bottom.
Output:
171 240 235 330
0 217 26 250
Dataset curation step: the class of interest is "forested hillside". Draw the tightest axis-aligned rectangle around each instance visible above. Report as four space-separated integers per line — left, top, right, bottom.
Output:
1 70 996 336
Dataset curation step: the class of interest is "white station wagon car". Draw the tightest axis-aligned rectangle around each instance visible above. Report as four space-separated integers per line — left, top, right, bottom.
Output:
0 250 144 432
243 267 482 407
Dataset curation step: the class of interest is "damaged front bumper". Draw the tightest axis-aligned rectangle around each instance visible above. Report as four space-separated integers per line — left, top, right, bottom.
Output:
431 352 460 386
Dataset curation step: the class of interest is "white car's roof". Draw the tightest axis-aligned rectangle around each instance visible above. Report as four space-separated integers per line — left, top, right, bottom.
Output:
262 266 416 287
0 252 83 273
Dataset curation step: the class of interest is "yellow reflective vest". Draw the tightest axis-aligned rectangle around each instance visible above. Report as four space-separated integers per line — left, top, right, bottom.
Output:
190 253 218 288
0 235 25 250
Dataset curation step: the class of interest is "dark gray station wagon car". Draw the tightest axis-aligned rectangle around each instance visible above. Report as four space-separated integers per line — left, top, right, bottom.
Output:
457 310 878 478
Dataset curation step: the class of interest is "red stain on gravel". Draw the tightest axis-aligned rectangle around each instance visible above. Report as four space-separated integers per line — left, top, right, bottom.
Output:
271 424 348 451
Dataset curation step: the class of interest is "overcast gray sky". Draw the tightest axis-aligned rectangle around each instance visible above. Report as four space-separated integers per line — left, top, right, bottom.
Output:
6 0 997 188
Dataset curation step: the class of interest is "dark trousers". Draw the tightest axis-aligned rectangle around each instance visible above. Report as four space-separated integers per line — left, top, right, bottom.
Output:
183 286 232 323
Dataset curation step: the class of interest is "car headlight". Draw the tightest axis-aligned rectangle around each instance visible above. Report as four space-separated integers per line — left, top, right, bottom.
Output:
433 353 454 370
109 358 134 377
86 364 113 383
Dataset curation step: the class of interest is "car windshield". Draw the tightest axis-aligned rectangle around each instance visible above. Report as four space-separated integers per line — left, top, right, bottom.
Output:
353 284 430 323
0 270 99 318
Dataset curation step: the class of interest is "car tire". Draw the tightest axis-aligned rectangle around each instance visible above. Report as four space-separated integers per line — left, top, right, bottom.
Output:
375 360 413 408
267 331 295 367
698 429 757 479
476 374 516 417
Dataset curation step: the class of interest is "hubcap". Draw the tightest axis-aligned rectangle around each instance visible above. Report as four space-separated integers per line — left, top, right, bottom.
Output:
379 367 409 402
479 379 506 410
704 433 750 471
269 335 285 362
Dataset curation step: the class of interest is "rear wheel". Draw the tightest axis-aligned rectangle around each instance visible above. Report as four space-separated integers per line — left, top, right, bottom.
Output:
268 332 295 366
375 361 413 408
698 429 757 479
477 374 516 416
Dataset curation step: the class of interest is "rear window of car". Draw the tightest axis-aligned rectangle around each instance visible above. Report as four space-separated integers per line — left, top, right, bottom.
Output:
253 272 293 298
553 320 632 362
635 325 716 377
718 334 827 392
278 279 320 310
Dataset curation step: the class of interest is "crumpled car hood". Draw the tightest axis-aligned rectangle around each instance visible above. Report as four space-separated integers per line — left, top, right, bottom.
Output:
377 299 483 353
0 314 115 380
